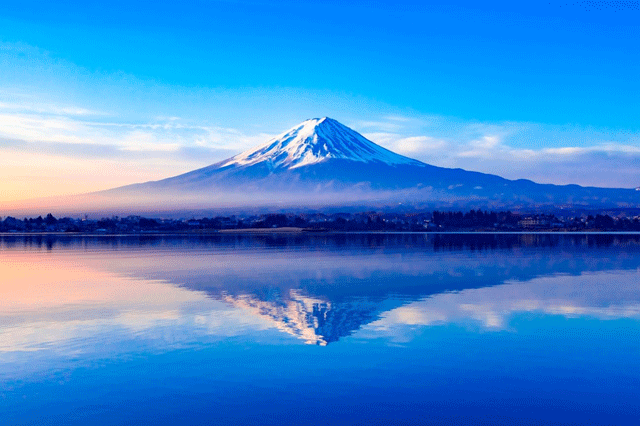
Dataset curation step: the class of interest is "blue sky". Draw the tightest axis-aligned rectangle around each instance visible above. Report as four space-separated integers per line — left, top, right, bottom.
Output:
0 0 639 201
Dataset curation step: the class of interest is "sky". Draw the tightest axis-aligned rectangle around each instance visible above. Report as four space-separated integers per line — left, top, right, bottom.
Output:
0 0 639 204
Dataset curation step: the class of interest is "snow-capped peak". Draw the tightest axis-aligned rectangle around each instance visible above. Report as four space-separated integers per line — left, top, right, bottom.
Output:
219 117 422 169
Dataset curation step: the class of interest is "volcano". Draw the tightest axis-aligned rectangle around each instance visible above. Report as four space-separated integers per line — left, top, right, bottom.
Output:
93 117 638 212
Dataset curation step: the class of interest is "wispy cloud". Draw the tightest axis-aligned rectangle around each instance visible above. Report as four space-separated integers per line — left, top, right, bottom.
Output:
362 114 640 188
0 100 103 116
0 102 271 161
0 137 237 161
2 102 639 193
1 41 639 197
0 95 271 200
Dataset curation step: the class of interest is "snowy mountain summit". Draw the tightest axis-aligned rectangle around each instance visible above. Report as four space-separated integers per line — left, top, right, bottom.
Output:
219 117 421 170
95 116 640 212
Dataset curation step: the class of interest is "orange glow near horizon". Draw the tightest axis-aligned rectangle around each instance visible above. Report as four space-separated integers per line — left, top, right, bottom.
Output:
0 250 205 314
0 151 191 205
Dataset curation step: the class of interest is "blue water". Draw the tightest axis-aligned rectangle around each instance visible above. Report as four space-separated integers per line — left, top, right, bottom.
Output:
1 234 639 425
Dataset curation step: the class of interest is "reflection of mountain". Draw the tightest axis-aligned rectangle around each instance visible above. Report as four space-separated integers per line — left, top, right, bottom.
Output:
3 234 640 346
220 290 388 345
151 234 640 345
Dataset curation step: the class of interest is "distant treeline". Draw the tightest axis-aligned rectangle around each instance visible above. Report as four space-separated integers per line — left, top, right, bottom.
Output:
1 209 640 233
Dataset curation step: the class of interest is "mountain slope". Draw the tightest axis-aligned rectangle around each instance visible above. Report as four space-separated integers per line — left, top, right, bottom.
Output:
98 117 638 211
219 117 423 169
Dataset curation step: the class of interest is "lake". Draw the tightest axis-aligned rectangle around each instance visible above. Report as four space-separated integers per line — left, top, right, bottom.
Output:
1 233 639 425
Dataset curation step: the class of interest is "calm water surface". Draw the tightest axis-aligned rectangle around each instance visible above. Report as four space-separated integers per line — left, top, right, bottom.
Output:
1 234 639 425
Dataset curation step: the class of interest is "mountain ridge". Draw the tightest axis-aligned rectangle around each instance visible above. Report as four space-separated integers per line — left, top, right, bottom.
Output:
17 117 637 214
217 117 423 170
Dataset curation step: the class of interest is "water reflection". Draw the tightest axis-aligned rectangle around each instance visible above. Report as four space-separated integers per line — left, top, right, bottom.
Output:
370 270 640 335
0 253 270 358
1 234 640 353
4 232 640 253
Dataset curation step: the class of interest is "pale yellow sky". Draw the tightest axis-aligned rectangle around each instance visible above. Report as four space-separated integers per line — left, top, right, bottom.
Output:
0 151 194 203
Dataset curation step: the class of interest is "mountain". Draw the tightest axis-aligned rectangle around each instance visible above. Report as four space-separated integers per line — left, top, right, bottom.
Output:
95 117 638 212
218 117 423 169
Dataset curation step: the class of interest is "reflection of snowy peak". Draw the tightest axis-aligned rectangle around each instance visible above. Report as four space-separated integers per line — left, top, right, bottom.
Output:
221 290 385 345
219 117 422 170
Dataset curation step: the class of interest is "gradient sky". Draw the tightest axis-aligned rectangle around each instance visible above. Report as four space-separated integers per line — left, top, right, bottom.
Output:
0 0 639 203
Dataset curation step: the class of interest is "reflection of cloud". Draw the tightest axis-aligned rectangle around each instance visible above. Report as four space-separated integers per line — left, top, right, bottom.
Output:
0 254 270 355
369 270 640 333
0 308 272 357
3 238 640 357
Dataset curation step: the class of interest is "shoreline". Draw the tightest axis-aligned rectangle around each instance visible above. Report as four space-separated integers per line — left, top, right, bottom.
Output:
2 229 640 237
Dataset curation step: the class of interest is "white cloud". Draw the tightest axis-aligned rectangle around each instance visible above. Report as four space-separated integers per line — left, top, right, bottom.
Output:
0 100 102 116
2 37 639 190
382 114 412 122
393 136 447 153
1 101 639 191
1 38 640 195
543 147 585 155
361 114 640 188
0 106 271 161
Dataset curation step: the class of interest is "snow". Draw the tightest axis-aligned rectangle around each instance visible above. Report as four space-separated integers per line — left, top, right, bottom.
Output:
219 117 423 169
